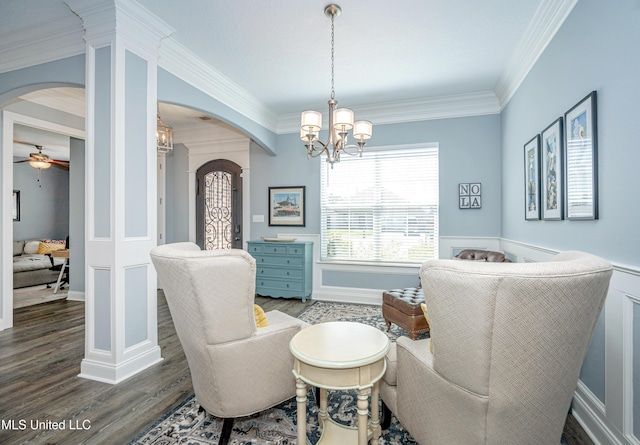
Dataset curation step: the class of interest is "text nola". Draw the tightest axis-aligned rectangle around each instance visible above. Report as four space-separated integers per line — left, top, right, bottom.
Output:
1 419 91 430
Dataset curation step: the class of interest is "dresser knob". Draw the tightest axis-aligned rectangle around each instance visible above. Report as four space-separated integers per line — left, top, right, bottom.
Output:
273 248 277 252
286 272 289 276
286 284 289 288
287 260 290 264
261 281 264 286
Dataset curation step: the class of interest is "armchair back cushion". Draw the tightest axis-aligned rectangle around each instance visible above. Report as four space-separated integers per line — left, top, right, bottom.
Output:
385 250 612 445
151 242 305 419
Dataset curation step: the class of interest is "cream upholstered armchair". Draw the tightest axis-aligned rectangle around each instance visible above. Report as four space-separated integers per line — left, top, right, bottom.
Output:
150 242 308 445
380 251 612 445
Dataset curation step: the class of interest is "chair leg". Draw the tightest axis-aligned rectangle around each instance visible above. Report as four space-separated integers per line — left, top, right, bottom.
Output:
380 399 392 430
219 417 234 445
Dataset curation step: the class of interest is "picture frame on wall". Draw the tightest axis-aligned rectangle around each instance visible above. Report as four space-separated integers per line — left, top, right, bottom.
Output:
12 190 20 221
564 91 598 220
268 186 306 227
540 117 564 220
524 135 541 220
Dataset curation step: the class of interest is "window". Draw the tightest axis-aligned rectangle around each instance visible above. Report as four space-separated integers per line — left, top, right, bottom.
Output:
321 144 439 264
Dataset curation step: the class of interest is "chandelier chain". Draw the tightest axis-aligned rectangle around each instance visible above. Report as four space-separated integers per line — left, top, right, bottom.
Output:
330 12 335 101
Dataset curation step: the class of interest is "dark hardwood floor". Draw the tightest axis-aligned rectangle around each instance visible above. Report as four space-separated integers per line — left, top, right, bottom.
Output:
0 293 592 444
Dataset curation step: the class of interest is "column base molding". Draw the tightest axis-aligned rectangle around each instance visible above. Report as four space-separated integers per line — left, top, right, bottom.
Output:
78 346 162 385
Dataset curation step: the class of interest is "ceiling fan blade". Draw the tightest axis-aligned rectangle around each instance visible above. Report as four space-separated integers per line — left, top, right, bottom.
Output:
50 161 70 170
51 159 70 164
13 159 31 163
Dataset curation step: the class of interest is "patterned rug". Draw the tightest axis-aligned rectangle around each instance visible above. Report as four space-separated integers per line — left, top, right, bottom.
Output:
130 301 568 444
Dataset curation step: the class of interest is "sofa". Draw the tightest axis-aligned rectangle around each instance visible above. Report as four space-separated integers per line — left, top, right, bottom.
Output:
13 239 65 289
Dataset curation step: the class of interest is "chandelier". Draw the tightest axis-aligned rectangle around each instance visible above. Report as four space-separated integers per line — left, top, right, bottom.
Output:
300 4 372 168
156 109 173 154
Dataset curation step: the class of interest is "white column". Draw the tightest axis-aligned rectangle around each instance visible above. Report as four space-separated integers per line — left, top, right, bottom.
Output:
67 0 174 383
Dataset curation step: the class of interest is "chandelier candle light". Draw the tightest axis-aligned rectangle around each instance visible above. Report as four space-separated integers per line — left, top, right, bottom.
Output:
300 4 372 168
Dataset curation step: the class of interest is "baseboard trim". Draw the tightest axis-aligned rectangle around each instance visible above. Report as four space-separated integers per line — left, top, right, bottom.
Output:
573 384 628 445
78 346 163 385
66 290 85 302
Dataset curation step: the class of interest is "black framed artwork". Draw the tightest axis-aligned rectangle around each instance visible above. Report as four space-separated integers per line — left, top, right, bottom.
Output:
524 135 541 221
564 91 598 220
268 186 306 227
541 117 564 220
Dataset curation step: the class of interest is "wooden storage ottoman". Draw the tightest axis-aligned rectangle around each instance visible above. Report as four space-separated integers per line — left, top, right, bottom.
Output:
382 287 430 340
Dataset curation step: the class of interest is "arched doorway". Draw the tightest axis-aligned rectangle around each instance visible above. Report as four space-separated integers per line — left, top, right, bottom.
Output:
195 159 243 250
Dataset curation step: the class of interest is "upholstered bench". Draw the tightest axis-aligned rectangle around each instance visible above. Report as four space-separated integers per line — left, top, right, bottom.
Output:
382 287 429 340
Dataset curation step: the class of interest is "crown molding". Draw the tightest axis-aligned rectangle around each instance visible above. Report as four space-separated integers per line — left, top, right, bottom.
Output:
276 91 501 134
0 14 85 75
158 38 279 133
65 0 174 55
495 0 579 108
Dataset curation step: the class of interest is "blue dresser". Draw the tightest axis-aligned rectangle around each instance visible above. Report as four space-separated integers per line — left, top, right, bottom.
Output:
247 240 313 302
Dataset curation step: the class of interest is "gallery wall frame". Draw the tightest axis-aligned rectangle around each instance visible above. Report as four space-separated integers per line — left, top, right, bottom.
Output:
540 117 564 220
524 135 541 220
268 186 306 227
564 91 598 220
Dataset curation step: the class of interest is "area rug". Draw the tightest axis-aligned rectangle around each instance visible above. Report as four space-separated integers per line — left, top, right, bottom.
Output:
130 301 568 444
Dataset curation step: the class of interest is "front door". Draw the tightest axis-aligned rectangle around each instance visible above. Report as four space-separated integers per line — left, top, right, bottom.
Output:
195 159 243 250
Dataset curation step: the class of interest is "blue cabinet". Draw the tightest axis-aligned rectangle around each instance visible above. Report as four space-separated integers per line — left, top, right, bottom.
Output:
247 240 313 302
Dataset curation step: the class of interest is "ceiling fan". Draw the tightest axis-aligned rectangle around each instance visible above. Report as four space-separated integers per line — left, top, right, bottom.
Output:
13 141 69 170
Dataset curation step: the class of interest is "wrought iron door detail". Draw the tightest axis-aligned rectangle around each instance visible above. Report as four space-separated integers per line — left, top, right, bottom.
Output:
204 171 232 250
196 160 243 250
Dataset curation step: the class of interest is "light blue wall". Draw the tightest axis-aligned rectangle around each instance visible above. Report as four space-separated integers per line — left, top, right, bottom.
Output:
500 0 640 266
247 114 501 290
0 55 85 105
500 0 640 406
250 114 502 242
165 143 189 243
158 69 277 155
124 50 148 238
13 159 69 241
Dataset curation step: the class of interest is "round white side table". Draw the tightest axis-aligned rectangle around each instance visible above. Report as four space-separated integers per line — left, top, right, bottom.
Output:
290 321 390 445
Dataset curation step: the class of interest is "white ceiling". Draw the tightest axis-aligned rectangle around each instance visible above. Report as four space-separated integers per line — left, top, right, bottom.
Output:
2 0 575 148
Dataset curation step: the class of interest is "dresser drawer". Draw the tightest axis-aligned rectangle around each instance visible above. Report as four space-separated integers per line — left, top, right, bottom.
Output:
257 267 303 279
254 255 303 267
257 279 303 292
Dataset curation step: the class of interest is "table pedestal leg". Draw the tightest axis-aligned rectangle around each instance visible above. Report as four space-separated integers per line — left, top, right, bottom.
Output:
370 383 381 445
296 379 307 443
357 389 369 445
318 387 328 432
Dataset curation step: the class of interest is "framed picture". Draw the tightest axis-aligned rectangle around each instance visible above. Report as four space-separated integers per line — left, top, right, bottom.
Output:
458 183 482 209
564 91 598 220
12 190 20 221
524 135 541 220
540 118 564 220
268 186 306 226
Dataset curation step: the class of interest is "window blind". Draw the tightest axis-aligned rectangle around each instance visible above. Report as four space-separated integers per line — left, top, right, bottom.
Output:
321 145 439 264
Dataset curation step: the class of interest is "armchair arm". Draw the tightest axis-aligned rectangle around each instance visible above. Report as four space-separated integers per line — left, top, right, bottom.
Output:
203 312 307 418
394 336 488 444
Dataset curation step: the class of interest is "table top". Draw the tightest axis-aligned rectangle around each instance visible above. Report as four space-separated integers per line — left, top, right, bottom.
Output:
51 249 69 258
290 321 390 369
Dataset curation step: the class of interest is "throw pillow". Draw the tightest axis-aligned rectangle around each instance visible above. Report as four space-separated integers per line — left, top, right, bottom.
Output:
420 303 433 354
38 240 66 255
24 240 41 255
254 304 269 328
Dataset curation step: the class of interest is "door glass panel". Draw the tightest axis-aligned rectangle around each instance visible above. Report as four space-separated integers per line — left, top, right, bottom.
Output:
204 170 232 250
